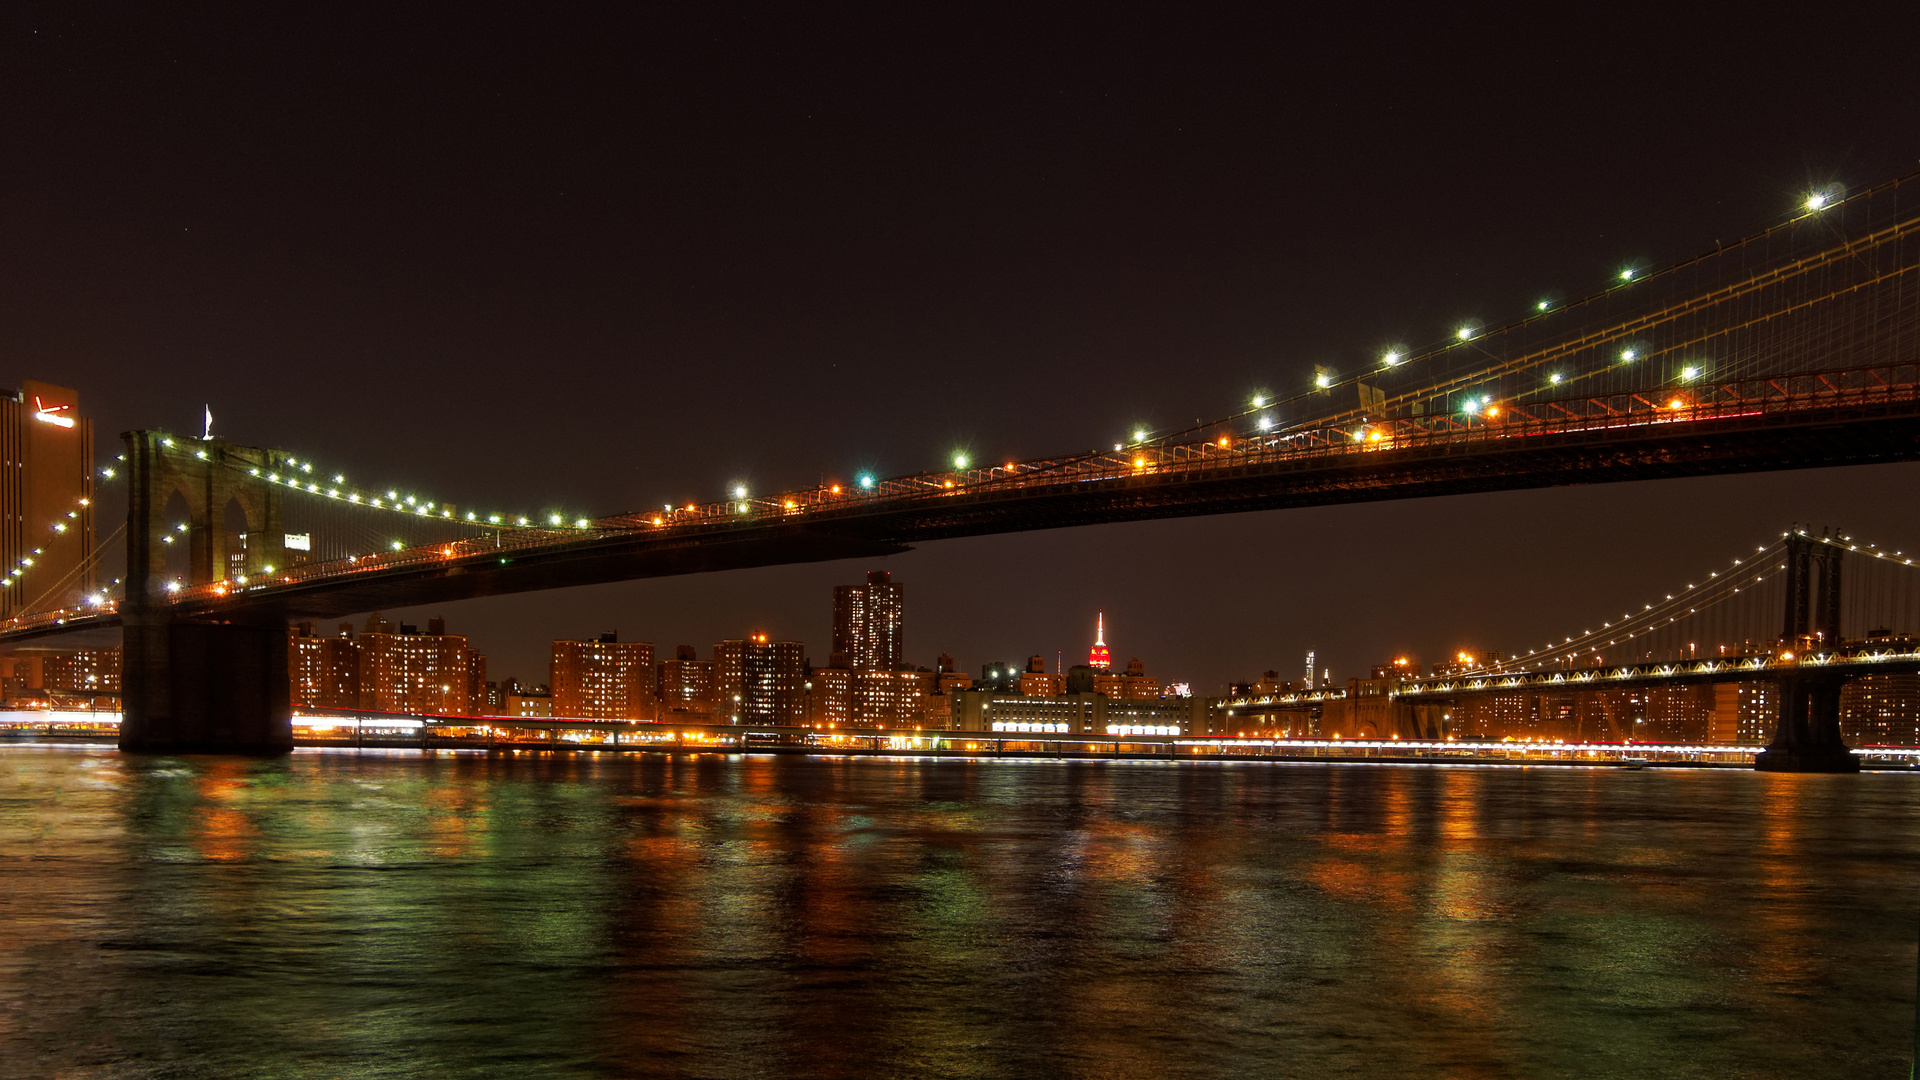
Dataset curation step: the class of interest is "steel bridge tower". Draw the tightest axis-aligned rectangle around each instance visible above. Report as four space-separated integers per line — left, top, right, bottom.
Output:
1755 532 1856 772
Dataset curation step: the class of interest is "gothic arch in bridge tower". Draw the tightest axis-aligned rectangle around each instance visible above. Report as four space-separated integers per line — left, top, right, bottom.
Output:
130 435 286 591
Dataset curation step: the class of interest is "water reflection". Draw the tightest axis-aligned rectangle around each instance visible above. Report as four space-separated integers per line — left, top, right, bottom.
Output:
0 747 1916 1078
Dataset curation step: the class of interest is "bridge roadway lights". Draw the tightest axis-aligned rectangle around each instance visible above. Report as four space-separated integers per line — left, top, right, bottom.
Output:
1754 672 1859 774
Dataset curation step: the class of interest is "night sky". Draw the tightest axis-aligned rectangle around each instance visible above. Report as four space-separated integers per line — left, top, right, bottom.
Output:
4 5 1920 690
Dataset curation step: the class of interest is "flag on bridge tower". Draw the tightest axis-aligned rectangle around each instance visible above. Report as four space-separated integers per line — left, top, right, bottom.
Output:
203 406 213 440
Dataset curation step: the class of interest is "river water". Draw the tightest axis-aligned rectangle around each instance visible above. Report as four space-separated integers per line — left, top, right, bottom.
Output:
2 745 1917 1079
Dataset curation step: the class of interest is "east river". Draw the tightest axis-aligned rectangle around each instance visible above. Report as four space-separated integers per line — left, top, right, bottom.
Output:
2 746 1917 1078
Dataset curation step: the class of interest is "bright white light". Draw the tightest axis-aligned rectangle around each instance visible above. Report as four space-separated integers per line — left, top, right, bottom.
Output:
165 581 181 593
549 514 563 526
1536 300 1551 312
488 514 501 524
1251 395 1265 407
953 453 969 469
1682 365 1700 380
1382 351 1402 366
1619 268 1635 282
859 475 875 489
1621 348 1637 362
333 474 344 483
390 541 403 551
575 518 590 528
1133 429 1148 442
1806 192 1829 211
1464 400 1479 414
1550 373 1563 384
1313 374 1332 389
1256 416 1273 431
1455 326 1474 341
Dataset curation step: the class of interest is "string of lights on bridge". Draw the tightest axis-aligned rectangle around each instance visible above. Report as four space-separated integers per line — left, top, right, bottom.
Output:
713 181 1858 509
1500 527 1920 671
151 434 604 535
0 458 126 614
1101 183 1853 465
26 179 1873 590
115 181 1868 536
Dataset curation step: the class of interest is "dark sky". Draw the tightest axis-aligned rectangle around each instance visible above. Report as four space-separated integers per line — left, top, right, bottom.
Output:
4 4 1919 689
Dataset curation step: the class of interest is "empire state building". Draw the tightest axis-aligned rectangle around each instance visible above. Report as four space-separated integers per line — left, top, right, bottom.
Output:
1088 611 1112 670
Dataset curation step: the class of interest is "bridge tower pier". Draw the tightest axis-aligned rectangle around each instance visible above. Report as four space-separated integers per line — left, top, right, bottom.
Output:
1755 670 1857 773
118 430 293 755
1755 532 1858 773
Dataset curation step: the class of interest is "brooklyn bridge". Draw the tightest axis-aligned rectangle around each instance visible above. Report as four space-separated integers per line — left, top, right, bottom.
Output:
8 175 1920 770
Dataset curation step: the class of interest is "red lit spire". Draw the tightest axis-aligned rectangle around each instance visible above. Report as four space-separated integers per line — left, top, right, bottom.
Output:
1088 611 1112 670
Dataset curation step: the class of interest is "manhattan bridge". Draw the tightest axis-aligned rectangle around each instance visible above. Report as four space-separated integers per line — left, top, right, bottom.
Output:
10 174 1920 770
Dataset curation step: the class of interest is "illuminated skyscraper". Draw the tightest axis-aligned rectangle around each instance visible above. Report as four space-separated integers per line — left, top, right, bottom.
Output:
1087 611 1112 670
0 381 95 618
832 571 903 671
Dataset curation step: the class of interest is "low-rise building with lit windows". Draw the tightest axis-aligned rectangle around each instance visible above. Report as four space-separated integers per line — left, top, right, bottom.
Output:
949 689 1203 736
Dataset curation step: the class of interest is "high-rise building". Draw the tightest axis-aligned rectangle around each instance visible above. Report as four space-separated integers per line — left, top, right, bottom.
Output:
0 381 95 618
289 624 325 705
287 622 362 709
550 632 655 720
1087 612 1112 670
832 571 904 671
658 644 717 721
714 634 806 724
355 613 486 716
